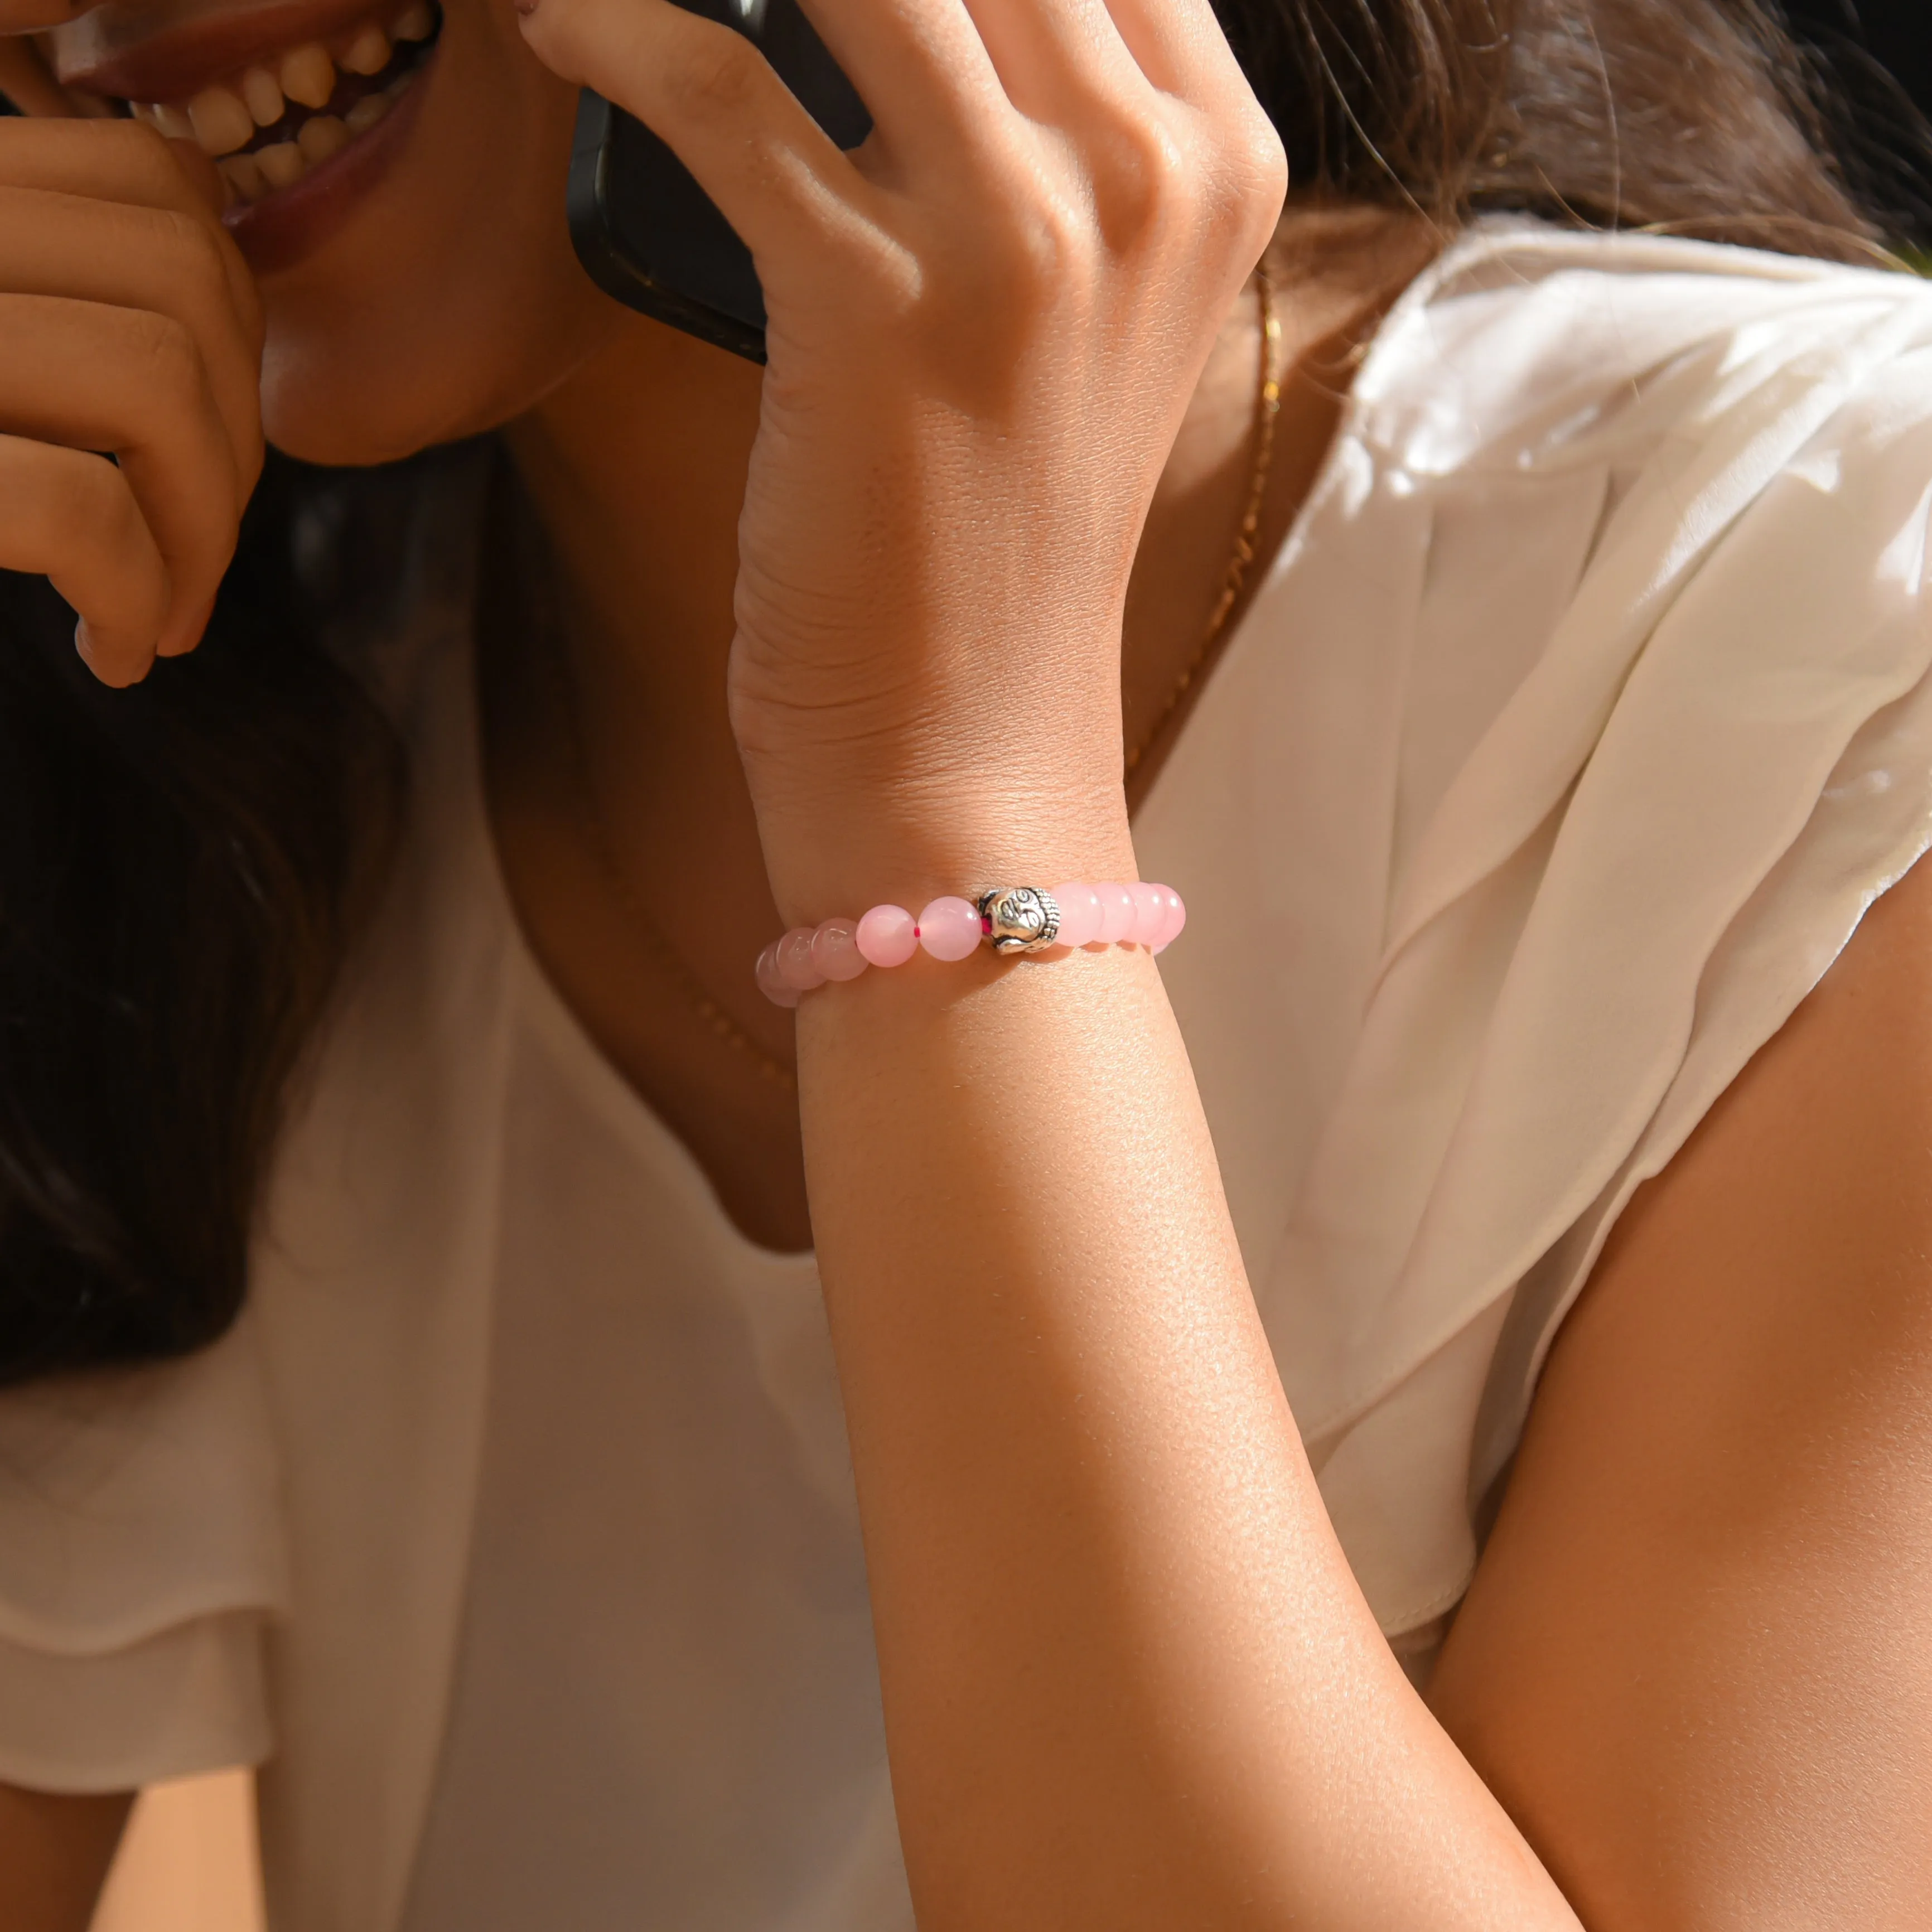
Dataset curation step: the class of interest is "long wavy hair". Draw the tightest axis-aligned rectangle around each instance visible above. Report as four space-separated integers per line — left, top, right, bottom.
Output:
0 0 1917 1385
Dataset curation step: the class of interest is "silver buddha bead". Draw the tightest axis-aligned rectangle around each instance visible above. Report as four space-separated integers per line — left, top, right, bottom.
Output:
976 887 1062 955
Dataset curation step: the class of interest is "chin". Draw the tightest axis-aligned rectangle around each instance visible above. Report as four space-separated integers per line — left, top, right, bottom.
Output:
258 208 622 467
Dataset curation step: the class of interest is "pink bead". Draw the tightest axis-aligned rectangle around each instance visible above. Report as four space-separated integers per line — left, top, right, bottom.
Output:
1149 885 1186 952
856 904 918 968
810 917 870 983
1051 881 1102 949
776 926 825 991
1127 882 1166 947
1093 881 1136 944
917 895 983 962
755 941 802 1008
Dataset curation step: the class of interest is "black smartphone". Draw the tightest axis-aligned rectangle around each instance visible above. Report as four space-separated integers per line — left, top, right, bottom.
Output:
567 0 870 364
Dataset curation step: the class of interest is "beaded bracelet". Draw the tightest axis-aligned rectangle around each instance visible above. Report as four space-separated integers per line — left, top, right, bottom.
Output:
755 882 1186 1007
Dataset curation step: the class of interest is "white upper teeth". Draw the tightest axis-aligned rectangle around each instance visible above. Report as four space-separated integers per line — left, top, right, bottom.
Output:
131 6 434 208
239 66 284 126
186 85 254 155
340 25 390 75
278 42 335 110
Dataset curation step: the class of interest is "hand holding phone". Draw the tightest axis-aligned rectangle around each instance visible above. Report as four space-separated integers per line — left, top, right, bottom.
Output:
567 0 869 361
521 0 1286 908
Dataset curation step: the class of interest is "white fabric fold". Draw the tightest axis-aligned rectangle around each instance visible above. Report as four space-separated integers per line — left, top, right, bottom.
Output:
0 1309 287 1655
1218 231 1932 1638
0 1611 273 1794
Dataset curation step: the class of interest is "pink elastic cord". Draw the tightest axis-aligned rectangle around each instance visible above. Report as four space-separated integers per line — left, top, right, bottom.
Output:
755 881 1185 1008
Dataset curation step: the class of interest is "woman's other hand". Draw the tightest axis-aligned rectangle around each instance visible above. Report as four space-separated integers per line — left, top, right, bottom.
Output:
0 94 264 686
517 0 1286 910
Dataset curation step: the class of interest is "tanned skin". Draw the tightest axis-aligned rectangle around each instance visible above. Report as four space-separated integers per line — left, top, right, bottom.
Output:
0 0 1928 1923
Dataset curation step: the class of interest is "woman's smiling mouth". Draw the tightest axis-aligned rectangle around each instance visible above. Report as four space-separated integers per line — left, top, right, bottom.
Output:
110 0 441 207
51 0 446 249
129 0 440 206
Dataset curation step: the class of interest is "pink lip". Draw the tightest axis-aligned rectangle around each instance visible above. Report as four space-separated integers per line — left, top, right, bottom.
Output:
57 0 397 105
220 46 433 274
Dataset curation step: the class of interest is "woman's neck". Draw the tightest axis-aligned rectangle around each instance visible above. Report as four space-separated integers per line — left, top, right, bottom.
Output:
507 315 764 754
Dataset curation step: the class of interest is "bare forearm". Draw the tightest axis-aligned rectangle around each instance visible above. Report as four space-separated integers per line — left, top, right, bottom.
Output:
798 936 1574 1929
0 1783 130 1932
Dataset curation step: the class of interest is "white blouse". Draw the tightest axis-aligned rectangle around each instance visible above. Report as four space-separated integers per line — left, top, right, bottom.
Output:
4 220 1932 1932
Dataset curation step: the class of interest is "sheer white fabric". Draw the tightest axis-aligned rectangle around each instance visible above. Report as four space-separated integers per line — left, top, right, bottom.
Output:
1143 228 1932 1652
0 223 1929 1929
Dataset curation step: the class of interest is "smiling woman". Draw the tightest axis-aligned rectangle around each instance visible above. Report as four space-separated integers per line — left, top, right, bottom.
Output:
2 1 1932 1930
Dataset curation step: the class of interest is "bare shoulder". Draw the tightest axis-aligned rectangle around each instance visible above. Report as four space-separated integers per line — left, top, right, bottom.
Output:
0 1781 130 1932
1428 850 1932 1929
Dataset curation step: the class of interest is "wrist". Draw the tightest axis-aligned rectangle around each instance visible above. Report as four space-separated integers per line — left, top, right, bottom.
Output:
751 777 1136 931
731 621 1136 922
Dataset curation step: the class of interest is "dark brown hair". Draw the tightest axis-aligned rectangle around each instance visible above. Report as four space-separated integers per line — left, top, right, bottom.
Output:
1218 0 1903 257
0 0 1909 1384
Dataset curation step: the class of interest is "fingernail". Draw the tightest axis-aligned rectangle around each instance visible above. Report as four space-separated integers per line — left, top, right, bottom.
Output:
72 618 143 688
513 0 538 16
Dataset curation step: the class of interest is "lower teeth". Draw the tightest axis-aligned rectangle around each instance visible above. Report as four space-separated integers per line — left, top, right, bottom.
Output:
217 69 414 207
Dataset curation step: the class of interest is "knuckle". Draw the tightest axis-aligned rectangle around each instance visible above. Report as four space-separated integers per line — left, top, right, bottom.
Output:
40 449 134 549
1224 113 1288 221
1181 123 1286 268
972 157 1091 302
993 205 1081 313
674 28 764 120
124 306 202 397
1089 116 1188 252
158 205 228 287
96 466 152 557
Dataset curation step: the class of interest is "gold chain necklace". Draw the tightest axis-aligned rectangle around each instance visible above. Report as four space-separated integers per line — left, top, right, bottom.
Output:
569 758 801 1094
1124 264 1282 778
552 266 1278 1088
532 557 803 1094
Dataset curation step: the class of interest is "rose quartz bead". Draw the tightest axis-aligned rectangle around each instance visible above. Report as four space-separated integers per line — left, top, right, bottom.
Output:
1149 884 1186 953
810 917 870 983
1051 881 1102 949
917 895 983 962
776 926 825 992
856 903 919 968
1093 880 1136 944
1127 881 1166 947
755 941 802 1008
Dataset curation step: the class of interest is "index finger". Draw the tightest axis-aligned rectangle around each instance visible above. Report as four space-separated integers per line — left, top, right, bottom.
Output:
1090 0 1253 104
0 117 262 345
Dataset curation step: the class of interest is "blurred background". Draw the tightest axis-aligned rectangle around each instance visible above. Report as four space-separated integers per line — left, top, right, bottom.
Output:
1786 0 1932 244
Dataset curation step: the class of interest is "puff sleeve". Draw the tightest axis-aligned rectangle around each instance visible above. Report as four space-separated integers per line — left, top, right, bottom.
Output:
1200 236 1932 1653
0 1305 287 1791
